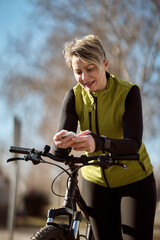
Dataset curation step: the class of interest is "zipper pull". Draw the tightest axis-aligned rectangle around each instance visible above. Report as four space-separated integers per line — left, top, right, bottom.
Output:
93 96 97 110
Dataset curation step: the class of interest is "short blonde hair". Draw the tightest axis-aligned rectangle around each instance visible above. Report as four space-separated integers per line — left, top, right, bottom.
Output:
62 34 106 69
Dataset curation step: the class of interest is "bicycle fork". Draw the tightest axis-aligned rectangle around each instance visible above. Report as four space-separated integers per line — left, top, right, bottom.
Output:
46 169 82 239
47 208 82 239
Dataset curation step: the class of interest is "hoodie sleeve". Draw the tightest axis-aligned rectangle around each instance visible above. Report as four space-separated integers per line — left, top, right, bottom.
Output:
52 89 78 156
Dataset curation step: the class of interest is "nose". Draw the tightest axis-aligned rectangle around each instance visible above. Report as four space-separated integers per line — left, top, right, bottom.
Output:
82 72 87 82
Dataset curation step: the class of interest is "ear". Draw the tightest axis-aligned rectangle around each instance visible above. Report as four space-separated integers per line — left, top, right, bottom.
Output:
104 59 108 71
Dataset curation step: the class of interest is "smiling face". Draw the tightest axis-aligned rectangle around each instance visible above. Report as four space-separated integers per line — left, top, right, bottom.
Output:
72 55 108 92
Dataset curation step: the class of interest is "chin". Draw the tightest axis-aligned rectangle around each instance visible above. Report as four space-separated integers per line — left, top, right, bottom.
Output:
86 87 95 92
86 85 97 92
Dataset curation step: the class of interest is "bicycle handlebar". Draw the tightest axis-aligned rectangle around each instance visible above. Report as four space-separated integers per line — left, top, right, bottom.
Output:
8 145 140 170
10 146 35 154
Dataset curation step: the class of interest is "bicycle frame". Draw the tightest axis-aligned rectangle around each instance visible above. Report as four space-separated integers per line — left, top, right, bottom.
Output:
47 162 94 240
8 145 139 240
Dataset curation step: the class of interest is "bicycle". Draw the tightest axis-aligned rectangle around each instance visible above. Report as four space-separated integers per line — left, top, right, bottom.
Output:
7 145 139 240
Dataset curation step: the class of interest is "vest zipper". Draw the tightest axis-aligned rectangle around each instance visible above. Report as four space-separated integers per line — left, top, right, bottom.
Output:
92 95 110 188
93 96 100 136
89 112 92 131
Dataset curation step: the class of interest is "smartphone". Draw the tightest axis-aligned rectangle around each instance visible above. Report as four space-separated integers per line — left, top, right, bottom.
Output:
61 131 76 138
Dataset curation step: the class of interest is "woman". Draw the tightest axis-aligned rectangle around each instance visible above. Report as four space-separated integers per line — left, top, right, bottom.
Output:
53 35 156 240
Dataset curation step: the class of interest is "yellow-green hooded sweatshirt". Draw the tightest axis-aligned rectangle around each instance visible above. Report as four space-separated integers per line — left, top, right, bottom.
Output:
73 73 153 188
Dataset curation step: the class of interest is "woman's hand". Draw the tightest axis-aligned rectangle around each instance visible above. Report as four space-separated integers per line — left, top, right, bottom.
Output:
53 130 76 149
70 130 95 153
53 130 96 153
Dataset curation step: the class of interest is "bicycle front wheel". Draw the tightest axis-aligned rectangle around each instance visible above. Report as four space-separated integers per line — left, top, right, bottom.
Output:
30 225 70 240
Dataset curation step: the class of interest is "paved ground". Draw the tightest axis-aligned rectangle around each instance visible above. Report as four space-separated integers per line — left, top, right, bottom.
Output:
1 226 160 240
1 209 160 240
0 227 38 240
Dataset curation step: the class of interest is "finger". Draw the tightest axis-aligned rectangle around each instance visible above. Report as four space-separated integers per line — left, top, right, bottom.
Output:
73 144 91 152
56 135 76 148
72 142 86 151
53 130 68 141
70 141 83 148
71 138 88 149
72 135 95 153
77 130 91 137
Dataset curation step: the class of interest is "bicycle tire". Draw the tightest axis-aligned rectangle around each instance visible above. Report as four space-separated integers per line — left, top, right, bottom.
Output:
30 225 71 240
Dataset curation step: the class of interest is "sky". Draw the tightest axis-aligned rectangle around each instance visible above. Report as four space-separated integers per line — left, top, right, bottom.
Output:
0 0 32 50
0 0 159 167
0 0 35 148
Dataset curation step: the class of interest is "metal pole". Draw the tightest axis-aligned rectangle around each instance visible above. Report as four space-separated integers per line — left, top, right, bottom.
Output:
7 116 21 240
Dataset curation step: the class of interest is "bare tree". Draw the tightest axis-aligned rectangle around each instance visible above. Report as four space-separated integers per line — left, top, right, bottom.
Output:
1 0 160 212
1 0 160 142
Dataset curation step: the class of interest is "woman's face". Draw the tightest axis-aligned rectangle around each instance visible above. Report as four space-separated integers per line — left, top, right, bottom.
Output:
71 55 108 92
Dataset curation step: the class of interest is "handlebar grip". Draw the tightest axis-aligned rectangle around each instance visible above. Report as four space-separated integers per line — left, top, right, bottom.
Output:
112 154 139 161
9 146 32 154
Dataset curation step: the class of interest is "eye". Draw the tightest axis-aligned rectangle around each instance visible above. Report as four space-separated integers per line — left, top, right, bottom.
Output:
87 67 95 72
74 70 82 75
87 64 97 72
76 71 82 75
87 68 93 72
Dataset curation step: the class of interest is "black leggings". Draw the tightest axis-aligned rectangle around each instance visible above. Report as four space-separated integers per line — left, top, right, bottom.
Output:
82 173 157 240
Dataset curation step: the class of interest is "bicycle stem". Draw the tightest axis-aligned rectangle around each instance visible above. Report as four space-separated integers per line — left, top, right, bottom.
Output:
62 164 78 209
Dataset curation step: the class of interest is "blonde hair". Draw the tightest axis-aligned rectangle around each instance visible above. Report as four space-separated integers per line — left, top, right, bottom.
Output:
62 34 106 69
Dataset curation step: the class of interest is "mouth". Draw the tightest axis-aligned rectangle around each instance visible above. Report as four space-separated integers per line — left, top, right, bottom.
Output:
84 81 95 88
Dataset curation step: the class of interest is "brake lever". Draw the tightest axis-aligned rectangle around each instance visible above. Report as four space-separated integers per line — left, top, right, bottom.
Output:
24 153 45 165
97 156 127 170
97 156 114 169
7 157 24 162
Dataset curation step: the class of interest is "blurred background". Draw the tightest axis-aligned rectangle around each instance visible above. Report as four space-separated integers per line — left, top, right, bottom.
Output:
0 0 160 239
